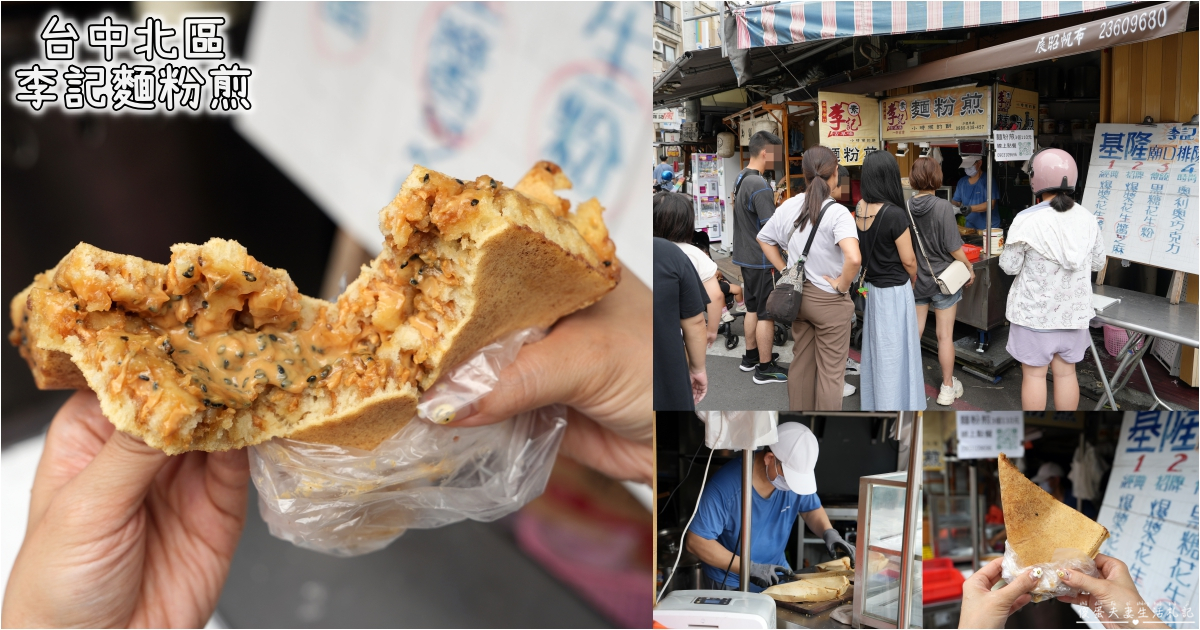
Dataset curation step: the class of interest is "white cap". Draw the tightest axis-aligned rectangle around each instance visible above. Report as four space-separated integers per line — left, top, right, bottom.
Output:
770 423 819 494
960 155 981 169
1031 462 1065 484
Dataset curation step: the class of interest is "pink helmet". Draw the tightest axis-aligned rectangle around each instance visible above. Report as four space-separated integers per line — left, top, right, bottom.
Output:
1029 148 1078 196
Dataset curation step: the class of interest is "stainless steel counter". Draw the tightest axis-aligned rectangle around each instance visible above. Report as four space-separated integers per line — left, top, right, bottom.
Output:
955 253 1014 331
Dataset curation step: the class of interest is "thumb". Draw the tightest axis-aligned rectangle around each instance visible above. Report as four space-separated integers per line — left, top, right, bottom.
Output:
68 430 170 519
452 338 577 427
995 567 1041 607
1061 567 1109 598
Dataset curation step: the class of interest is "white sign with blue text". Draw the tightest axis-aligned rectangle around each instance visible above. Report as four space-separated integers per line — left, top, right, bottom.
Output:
1080 123 1198 274
1096 412 1198 626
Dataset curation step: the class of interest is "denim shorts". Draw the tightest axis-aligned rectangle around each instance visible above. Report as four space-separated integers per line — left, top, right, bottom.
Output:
914 287 963 311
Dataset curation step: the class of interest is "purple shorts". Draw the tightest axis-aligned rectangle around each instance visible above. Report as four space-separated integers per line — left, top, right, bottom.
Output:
1006 324 1090 366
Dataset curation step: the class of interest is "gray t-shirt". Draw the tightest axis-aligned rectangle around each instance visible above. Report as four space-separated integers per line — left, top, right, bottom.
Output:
732 169 777 269
757 194 857 294
907 194 965 299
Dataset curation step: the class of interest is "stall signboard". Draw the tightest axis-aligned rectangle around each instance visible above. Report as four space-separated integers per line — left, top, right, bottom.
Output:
881 86 991 140
654 108 683 130
993 130 1035 162
692 153 725 241
994 85 1038 133
1095 412 1198 626
817 92 880 166
955 411 1024 459
1081 123 1199 275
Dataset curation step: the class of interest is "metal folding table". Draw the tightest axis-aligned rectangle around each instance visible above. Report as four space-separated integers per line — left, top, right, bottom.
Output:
1088 285 1199 411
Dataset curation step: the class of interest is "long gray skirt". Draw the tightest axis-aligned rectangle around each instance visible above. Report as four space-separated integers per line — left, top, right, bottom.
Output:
860 281 926 410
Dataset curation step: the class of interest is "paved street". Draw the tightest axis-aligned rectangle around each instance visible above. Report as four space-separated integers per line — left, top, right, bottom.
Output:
700 251 1190 412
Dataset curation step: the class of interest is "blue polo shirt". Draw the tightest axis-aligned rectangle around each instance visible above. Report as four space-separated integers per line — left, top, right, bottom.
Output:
954 174 1002 229
688 455 822 592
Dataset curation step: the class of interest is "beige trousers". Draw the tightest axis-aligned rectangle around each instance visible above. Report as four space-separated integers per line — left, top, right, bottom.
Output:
787 279 854 410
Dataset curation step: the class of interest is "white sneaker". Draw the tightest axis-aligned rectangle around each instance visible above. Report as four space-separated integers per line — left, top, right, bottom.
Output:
844 358 861 375
721 308 734 323
843 381 856 397
729 302 747 315
936 377 964 406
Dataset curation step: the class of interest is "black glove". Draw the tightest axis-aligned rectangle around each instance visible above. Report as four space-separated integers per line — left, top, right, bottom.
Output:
823 528 856 568
747 561 794 588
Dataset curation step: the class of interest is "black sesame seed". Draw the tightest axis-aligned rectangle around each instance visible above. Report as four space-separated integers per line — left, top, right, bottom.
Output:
223 359 230 369
197 364 209 372
224 378 233 385
182 265 194 279
176 367 184 374
268 334 278 342
257 335 267 351
242 271 256 282
410 253 421 260
418 267 424 274
201 301 209 309
307 375 317 383
423 173 430 182
455 178 464 185
320 365 332 379
277 365 286 375
203 399 211 407
212 401 224 408
544 165 553 173
163 340 174 355
188 330 197 340
242 377 249 388
410 278 419 285
603 260 612 266
138 374 149 381
185 320 193 329
490 179 497 188
236 350 244 358
289 321 298 332
172 295 182 301
400 261 408 269
120 336 129 341
153 382 159 390
74 303 80 311
471 199 479 206
200 384 208 393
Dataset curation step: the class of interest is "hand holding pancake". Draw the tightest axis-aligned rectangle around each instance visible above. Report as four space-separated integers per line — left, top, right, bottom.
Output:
2 391 248 628
1056 554 1168 628
449 272 652 485
959 557 1039 629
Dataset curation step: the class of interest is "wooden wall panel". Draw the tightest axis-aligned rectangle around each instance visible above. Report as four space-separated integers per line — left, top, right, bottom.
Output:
1159 35 1181 123
1111 44 1131 123
1128 42 1145 122
1180 31 1199 124
1143 38 1163 123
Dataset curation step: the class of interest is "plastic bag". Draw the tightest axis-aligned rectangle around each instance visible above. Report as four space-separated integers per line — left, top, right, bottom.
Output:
249 328 564 557
1000 540 1101 602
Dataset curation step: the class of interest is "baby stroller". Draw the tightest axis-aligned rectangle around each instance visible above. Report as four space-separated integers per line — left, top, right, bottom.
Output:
690 231 789 351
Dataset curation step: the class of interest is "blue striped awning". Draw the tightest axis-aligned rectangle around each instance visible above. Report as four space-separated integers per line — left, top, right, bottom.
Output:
735 1 1134 49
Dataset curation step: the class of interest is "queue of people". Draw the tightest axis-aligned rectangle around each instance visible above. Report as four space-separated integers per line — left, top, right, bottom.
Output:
653 129 1105 412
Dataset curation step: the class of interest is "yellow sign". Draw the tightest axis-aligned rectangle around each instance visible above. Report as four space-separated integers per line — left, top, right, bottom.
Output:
994 85 1038 134
817 92 881 166
881 86 992 140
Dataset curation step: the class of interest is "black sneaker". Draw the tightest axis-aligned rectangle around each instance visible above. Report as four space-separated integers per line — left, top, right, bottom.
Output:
753 361 788 384
740 352 779 372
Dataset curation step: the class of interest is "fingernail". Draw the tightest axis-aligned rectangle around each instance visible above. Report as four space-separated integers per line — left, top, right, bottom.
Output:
1062 570 1071 581
1030 568 1043 579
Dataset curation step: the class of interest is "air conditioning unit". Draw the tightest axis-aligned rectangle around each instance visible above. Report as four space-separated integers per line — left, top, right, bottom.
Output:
654 39 665 54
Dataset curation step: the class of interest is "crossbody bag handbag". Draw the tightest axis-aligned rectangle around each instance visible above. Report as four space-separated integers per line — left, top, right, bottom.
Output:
904 198 972 295
761 200 834 322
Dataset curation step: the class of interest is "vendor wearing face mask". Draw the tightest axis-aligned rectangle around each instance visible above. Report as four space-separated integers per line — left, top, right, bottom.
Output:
952 155 1002 229
684 422 856 592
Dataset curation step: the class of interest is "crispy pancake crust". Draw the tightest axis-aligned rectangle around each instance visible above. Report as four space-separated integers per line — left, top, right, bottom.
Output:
998 453 1109 566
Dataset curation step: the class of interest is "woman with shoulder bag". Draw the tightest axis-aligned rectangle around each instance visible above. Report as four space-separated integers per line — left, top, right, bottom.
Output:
757 146 861 410
855 150 924 410
906 157 976 406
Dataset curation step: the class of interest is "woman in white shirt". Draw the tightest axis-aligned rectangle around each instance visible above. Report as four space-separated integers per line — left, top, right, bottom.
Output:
1001 148 1105 410
757 146 862 410
654 192 723 347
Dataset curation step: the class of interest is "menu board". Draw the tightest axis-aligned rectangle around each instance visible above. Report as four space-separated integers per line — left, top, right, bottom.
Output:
881 86 992 140
1080 123 1199 274
817 92 881 166
1095 412 1198 626
994 85 1038 133
955 411 1024 460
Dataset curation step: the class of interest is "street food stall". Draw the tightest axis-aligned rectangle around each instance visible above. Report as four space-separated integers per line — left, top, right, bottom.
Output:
722 101 819 202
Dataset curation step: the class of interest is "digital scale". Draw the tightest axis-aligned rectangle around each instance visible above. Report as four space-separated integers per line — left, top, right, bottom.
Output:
653 590 776 629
